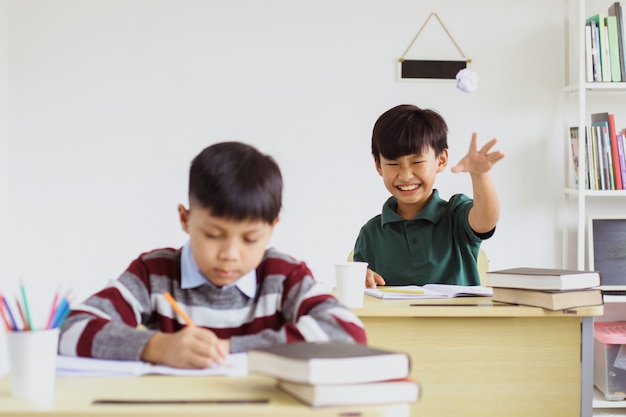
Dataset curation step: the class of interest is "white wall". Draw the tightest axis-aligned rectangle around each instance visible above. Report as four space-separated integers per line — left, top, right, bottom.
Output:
5 1 567 307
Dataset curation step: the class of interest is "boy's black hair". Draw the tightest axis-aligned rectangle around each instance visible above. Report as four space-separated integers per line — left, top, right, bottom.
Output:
188 141 282 223
371 104 448 163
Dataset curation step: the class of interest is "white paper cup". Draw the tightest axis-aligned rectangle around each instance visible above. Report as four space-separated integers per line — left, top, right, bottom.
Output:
6 328 59 405
335 261 368 308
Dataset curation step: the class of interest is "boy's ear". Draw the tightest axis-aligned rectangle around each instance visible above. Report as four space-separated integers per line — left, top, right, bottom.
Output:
375 159 383 176
178 204 190 233
437 149 449 172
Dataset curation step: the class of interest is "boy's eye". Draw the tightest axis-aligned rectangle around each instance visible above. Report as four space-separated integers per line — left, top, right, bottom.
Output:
204 232 221 239
244 236 260 244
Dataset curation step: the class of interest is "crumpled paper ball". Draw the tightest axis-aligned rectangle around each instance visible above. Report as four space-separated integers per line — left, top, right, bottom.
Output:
456 68 479 93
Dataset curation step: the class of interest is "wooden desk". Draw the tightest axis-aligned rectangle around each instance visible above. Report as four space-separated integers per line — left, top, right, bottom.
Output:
0 374 411 417
353 296 603 417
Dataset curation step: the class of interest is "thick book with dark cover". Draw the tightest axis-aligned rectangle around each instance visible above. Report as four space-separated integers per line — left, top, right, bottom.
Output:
491 287 603 310
486 267 601 290
277 378 420 407
247 341 410 385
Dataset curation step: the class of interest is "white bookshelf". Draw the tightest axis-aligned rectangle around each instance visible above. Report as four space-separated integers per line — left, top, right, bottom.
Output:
564 2 626 417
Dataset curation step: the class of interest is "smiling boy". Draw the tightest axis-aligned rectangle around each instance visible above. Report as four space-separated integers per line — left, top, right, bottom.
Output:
59 142 366 368
353 104 504 288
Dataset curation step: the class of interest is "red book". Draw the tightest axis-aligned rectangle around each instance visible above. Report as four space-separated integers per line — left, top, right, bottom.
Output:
608 114 623 189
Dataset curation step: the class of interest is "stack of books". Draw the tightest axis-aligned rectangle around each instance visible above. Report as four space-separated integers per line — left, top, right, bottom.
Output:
486 267 603 310
247 341 420 408
585 3 625 83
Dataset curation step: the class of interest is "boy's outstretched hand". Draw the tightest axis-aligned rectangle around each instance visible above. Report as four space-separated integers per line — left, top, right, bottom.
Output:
451 132 505 174
141 326 230 369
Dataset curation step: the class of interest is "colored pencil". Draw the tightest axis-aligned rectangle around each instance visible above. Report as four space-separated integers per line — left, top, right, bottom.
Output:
19 282 34 330
49 297 69 329
0 294 12 331
163 291 195 326
45 287 61 329
1 294 18 331
15 298 29 331
50 301 72 329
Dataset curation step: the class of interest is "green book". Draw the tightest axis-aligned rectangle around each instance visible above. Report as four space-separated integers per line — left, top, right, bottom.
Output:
606 16 623 81
608 2 626 81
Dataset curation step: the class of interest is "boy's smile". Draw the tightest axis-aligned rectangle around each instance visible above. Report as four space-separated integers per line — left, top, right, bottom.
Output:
396 183 421 192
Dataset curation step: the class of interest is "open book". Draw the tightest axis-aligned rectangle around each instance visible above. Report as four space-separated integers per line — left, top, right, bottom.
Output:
56 352 247 377
365 284 493 300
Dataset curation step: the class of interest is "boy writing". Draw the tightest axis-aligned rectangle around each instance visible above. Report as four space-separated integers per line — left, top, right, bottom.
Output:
353 104 505 288
59 141 366 368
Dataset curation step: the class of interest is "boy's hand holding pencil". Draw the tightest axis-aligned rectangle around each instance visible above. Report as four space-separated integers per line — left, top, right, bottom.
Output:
140 292 230 369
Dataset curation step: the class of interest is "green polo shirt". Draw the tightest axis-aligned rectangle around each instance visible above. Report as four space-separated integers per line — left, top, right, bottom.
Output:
353 190 494 286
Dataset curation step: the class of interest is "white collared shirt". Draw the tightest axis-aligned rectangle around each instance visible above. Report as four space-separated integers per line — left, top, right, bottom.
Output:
180 241 256 298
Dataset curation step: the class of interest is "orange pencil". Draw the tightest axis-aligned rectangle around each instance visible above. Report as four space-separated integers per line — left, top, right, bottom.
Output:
163 292 195 326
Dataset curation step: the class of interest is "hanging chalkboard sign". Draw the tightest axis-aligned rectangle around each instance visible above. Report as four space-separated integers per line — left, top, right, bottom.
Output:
398 13 471 80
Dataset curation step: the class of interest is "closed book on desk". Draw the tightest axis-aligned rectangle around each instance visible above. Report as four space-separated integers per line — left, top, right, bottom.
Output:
486 267 601 290
491 287 603 310
277 377 420 407
248 341 410 385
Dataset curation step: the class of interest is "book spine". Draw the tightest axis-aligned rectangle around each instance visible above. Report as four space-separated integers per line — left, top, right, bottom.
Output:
589 126 599 189
608 2 626 81
608 114 623 189
585 24 594 82
593 125 606 189
617 131 626 189
569 127 580 185
586 127 596 189
602 124 615 189
606 16 623 81
590 20 602 82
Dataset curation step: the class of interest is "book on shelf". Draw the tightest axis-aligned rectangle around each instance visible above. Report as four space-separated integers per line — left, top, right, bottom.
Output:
607 15 623 82
594 121 615 189
619 130 626 185
585 126 598 189
592 112 623 189
608 2 626 81
485 267 601 290
491 287 603 310
591 124 608 189
585 23 595 82
277 377 420 407
587 14 611 81
247 341 410 385
569 126 581 185
588 19 603 82
364 284 492 300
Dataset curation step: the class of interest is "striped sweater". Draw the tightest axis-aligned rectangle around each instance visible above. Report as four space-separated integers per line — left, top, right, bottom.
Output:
58 247 367 360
